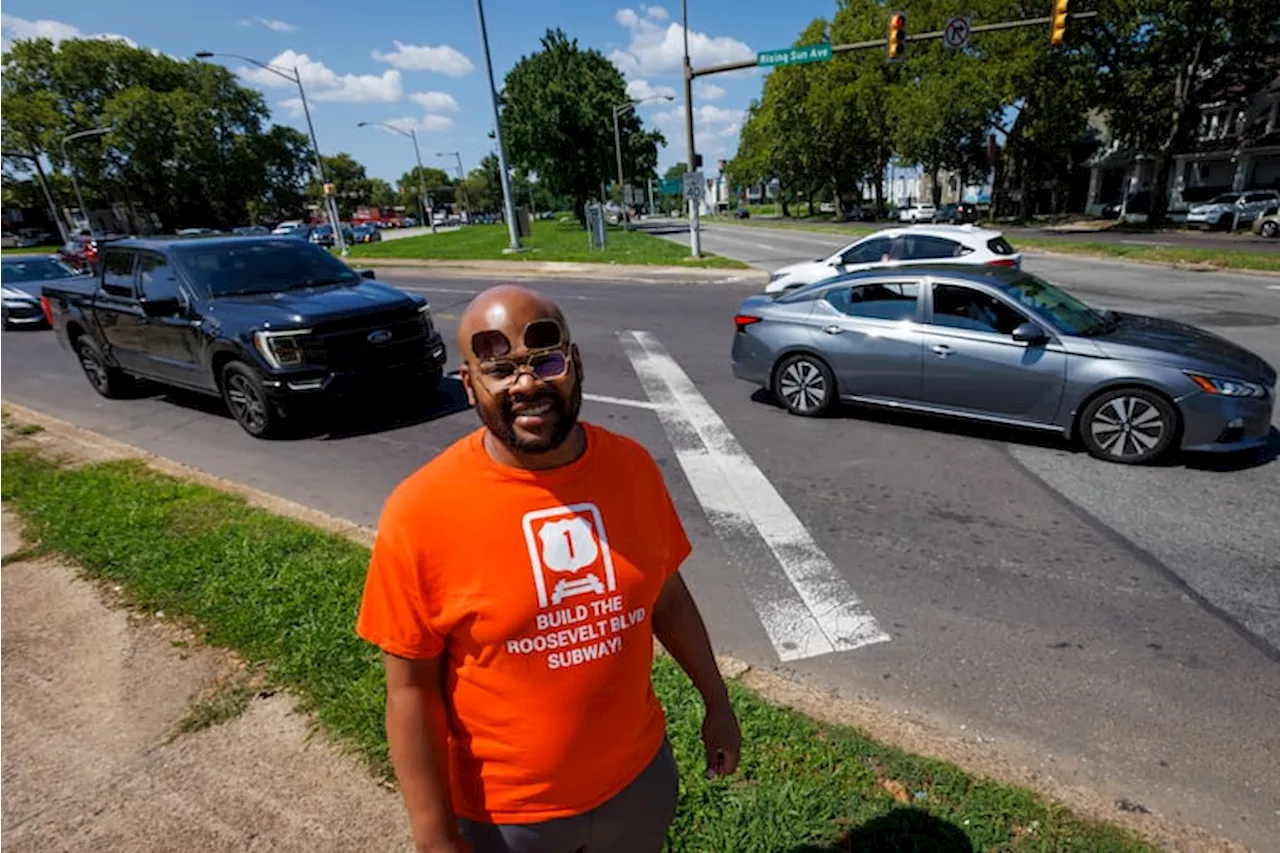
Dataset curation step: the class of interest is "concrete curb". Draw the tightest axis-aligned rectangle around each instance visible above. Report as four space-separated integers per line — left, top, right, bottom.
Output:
0 402 1253 853
350 257 768 285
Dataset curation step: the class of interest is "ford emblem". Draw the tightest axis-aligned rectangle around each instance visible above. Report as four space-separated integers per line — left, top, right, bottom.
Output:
367 329 393 344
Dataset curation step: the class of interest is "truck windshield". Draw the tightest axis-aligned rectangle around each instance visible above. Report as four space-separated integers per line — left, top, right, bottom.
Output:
172 240 360 296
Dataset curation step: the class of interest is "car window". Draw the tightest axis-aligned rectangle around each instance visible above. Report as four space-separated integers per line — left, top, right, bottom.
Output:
1 257 78 283
1246 193 1276 203
1212 193 1241 204
138 252 183 310
841 237 893 265
825 281 920 321
174 239 359 296
101 250 137 297
901 235 968 260
931 284 1026 334
986 236 1016 255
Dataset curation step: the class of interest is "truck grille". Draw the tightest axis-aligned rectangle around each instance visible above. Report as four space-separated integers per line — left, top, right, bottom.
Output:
305 311 432 370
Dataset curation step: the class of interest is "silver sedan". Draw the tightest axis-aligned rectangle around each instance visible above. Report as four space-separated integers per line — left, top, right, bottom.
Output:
730 267 1276 464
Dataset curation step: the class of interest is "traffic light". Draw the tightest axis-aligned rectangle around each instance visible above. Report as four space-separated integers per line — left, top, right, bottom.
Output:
1050 0 1071 46
887 12 907 62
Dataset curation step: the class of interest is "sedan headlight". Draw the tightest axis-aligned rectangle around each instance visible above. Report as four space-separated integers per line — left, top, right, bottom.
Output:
253 329 311 369
1186 372 1268 398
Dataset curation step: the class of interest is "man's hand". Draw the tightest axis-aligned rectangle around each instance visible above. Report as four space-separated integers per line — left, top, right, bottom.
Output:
702 698 742 778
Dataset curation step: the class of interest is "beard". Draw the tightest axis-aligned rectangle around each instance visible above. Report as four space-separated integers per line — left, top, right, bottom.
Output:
479 369 582 455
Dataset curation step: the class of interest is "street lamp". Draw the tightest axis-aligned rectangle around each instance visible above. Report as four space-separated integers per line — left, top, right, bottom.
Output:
357 121 437 234
681 0 701 257
195 50 348 256
60 125 115 241
436 151 469 220
473 0 522 252
612 94 673 220
3 148 69 243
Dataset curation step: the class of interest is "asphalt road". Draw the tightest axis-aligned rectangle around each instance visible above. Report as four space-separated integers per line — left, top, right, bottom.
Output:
3 261 1279 848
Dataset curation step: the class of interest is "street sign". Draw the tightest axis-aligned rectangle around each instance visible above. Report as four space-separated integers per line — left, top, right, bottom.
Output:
943 16 971 50
683 171 705 200
757 43 833 68
657 177 682 195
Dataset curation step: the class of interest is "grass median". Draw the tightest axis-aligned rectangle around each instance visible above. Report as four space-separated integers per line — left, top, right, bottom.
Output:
705 216 1280 274
348 220 746 269
1 446 1154 852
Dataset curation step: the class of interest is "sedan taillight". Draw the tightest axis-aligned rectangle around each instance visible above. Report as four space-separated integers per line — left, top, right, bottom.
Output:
986 258 1019 267
734 314 762 331
40 295 54 325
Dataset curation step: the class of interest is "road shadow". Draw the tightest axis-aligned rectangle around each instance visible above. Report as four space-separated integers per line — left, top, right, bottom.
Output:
128 376 472 440
787 808 974 853
749 389 1278 470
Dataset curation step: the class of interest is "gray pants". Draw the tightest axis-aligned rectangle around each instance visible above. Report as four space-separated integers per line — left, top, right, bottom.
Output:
458 740 679 853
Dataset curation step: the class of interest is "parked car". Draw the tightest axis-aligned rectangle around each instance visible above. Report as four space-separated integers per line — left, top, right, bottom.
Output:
42 236 448 438
1 231 41 248
2 255 83 329
1250 211 1280 239
309 223 356 248
933 202 979 224
352 223 382 243
841 205 877 222
1185 190 1280 230
734 207 750 219
271 220 305 235
57 234 99 273
232 225 271 236
898 204 938 224
176 227 222 237
731 266 1275 464
764 225 1021 294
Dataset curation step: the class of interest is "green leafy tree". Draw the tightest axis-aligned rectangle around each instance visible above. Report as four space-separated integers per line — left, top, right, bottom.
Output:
501 28 664 224
397 165 453 213
307 153 376 218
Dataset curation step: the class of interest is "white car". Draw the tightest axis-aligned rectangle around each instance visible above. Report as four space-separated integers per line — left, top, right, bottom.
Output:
764 225 1022 294
271 220 304 235
898 204 937 223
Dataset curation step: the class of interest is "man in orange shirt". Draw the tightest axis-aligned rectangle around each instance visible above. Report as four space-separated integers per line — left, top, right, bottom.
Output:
357 284 741 853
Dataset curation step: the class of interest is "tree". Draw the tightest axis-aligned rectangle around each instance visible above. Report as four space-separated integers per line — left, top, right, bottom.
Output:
248 125 313 222
397 165 453 213
460 153 505 214
501 29 664 224
1087 0 1280 224
307 153 374 218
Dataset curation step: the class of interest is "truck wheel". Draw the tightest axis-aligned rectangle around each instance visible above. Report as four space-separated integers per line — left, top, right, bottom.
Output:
221 361 284 439
76 337 130 398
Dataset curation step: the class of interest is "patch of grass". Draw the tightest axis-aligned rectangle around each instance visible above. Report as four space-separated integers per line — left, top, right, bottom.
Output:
0 448 1156 852
175 668 259 737
0 245 61 255
348 221 745 268
13 423 44 436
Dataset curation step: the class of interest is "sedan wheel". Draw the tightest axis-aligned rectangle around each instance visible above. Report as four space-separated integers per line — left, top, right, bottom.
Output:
1079 389 1177 464
774 354 835 417
1261 220 1278 238
221 361 283 438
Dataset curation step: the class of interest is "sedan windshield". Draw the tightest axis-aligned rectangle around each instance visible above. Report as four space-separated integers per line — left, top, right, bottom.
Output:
1000 274 1111 335
1210 193 1241 204
173 240 359 296
2 257 80 283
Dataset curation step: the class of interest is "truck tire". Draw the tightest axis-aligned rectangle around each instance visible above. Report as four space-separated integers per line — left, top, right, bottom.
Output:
76 337 130 399
221 360 285 439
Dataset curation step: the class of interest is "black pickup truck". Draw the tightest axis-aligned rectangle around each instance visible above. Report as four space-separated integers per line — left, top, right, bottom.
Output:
42 235 447 437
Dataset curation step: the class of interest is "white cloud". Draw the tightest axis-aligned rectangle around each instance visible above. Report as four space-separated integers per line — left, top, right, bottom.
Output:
610 6 752 77
371 40 474 76
279 98 306 118
409 91 459 113
1 13 136 48
236 19 253 28
656 103 745 127
625 79 676 103
720 122 741 138
238 50 402 102
257 17 296 32
384 114 456 134
694 81 725 101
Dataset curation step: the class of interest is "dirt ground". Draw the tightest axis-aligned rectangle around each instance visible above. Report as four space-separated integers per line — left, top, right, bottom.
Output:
1 509 413 853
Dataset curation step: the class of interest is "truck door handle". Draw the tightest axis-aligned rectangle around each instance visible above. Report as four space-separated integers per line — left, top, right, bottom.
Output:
822 325 842 335
930 344 952 357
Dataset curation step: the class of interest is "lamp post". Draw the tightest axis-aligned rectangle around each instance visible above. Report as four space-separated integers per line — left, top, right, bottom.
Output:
612 94 673 221
59 126 115 240
3 148 69 243
474 0 522 252
195 51 348 256
436 151 469 221
681 0 701 256
358 121 437 234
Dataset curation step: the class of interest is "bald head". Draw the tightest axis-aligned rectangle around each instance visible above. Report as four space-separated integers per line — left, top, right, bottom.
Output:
456 284 568 361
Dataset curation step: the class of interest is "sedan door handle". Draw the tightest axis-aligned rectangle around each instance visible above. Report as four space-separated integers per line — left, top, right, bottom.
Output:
822 324 843 335
930 344 952 357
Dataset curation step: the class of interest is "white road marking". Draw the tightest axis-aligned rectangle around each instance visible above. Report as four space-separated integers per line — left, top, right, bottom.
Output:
620 330 889 661
583 393 658 410
1267 285 1280 291
400 286 599 301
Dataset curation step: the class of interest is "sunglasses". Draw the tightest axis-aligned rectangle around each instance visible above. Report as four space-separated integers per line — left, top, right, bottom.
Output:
471 318 571 388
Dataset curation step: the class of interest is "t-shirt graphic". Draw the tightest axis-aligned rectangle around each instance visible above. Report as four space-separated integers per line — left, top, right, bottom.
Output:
526 504 613 607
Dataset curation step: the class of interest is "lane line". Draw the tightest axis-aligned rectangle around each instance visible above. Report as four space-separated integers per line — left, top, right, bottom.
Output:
620 330 889 661
1267 285 1280 291
583 393 658 411
400 285 600 301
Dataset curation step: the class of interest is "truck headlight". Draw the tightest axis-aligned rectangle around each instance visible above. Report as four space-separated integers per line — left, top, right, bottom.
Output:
1186 373 1267 398
253 329 311 369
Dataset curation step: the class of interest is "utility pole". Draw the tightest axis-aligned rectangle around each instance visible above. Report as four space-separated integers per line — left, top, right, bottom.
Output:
60 126 114 240
474 0 522 252
4 148 68 242
681 0 702 257
358 121 436 233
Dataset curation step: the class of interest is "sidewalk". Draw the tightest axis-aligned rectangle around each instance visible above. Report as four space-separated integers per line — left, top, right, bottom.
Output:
352 256 770 285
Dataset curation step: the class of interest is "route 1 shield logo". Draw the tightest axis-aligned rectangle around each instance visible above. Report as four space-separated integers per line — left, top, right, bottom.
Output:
521 503 617 608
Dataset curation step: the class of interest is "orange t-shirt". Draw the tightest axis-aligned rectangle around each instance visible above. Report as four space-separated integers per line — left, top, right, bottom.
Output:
356 422 691 824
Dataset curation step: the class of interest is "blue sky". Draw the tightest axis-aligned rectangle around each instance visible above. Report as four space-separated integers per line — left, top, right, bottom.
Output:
0 1 826 187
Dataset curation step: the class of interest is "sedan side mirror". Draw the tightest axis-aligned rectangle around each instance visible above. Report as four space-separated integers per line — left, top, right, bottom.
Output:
358 268 376 280
1012 321 1048 344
